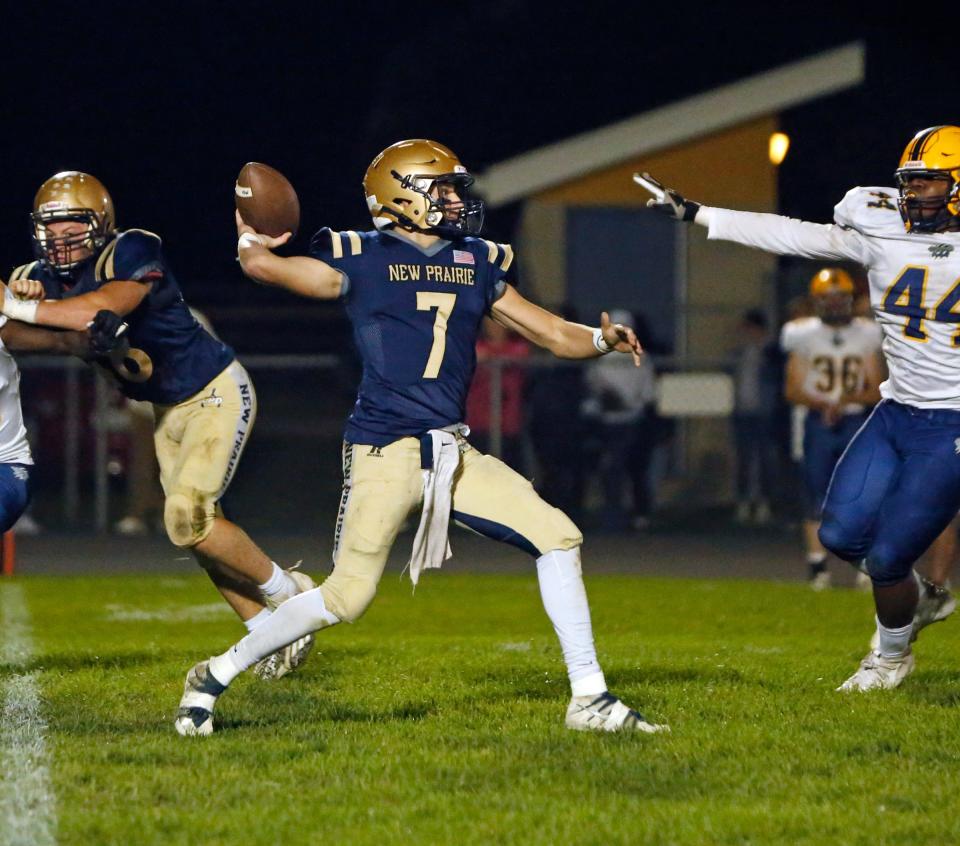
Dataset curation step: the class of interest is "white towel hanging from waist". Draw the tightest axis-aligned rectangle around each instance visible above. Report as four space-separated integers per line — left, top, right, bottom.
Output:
407 425 468 585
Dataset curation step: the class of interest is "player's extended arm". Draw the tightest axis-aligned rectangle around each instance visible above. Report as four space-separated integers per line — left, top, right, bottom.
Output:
0 279 150 331
636 172 865 263
236 212 342 299
490 284 642 364
0 321 90 358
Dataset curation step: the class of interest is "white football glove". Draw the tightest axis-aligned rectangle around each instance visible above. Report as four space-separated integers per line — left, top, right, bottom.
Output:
633 172 701 222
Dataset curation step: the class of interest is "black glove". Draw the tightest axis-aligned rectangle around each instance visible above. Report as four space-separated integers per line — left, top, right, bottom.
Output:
88 310 129 356
634 172 700 222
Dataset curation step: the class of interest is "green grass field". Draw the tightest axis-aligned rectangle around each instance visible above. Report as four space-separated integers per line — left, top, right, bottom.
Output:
3 571 960 845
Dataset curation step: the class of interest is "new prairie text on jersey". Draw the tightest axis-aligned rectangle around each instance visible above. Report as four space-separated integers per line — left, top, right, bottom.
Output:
388 264 475 285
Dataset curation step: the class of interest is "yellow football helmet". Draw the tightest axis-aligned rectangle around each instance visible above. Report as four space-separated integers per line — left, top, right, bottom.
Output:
810 268 854 325
363 139 484 236
31 171 115 277
893 125 960 232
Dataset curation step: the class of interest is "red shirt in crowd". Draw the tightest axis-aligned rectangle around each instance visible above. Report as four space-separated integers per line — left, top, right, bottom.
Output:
466 337 531 435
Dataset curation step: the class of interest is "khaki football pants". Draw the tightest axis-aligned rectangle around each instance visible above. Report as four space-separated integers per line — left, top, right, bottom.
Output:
153 361 256 547
323 435 582 622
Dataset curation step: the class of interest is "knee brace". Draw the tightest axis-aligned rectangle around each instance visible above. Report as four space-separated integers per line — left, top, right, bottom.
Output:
164 490 216 548
319 569 379 623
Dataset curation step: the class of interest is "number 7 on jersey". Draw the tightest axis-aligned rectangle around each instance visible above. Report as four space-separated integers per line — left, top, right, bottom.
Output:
416 292 457 379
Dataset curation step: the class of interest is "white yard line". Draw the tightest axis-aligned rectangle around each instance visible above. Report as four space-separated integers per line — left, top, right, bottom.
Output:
0 584 56 846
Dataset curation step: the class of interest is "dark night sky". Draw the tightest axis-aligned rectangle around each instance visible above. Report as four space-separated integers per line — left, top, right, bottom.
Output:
2 4 951 321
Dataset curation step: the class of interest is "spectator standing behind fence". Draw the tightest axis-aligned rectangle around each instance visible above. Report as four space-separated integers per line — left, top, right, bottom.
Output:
583 308 658 532
465 318 530 472
731 309 780 525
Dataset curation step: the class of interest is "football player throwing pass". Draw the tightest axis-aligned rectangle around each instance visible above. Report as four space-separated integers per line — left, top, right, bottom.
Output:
175 139 668 736
642 125 960 691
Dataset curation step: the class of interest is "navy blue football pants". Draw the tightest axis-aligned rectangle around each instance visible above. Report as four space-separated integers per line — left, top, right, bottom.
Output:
0 463 31 533
802 410 870 519
819 400 960 586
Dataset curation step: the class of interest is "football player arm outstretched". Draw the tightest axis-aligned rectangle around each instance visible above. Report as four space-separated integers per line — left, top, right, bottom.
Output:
491 284 642 364
0 278 150 332
235 212 343 299
636 172 867 263
0 320 91 358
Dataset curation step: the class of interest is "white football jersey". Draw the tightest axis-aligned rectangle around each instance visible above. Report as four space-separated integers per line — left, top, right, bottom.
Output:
780 316 883 414
706 187 960 408
0 318 32 465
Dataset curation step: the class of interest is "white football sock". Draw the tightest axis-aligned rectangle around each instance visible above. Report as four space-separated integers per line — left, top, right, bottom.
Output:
875 616 912 658
208 587 340 686
258 562 297 602
243 608 271 632
536 547 606 697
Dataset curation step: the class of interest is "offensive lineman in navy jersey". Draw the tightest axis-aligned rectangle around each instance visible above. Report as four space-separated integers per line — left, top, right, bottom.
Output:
176 139 668 736
3 171 314 677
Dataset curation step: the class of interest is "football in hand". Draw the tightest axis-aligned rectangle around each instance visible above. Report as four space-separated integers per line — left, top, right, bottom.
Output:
234 162 300 238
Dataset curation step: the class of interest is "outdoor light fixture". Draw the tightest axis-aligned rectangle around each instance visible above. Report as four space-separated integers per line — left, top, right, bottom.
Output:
769 132 790 165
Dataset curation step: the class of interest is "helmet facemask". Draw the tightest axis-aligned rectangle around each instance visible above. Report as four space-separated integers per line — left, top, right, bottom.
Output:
364 140 485 238
815 290 854 326
31 207 111 278
391 171 484 237
894 169 960 233
809 268 855 324
30 171 116 279
894 126 960 233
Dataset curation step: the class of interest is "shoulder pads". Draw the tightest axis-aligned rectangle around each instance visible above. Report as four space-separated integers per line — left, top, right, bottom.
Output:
833 187 903 235
478 239 514 272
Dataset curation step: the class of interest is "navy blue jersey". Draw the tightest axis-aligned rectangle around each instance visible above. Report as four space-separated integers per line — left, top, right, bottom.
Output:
310 228 514 446
14 230 234 404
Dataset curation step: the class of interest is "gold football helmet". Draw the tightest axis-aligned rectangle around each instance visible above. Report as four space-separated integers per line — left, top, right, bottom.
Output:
363 139 484 236
810 267 854 325
31 171 115 277
893 125 960 232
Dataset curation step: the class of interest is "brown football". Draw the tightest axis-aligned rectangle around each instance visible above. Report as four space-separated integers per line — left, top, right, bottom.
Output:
234 162 300 238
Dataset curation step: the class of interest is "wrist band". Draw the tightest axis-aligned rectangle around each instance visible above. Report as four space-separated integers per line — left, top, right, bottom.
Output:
2 293 38 324
592 327 614 354
238 232 264 251
682 200 701 222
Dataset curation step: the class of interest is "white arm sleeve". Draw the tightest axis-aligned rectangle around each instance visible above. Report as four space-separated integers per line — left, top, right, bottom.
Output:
702 207 867 264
